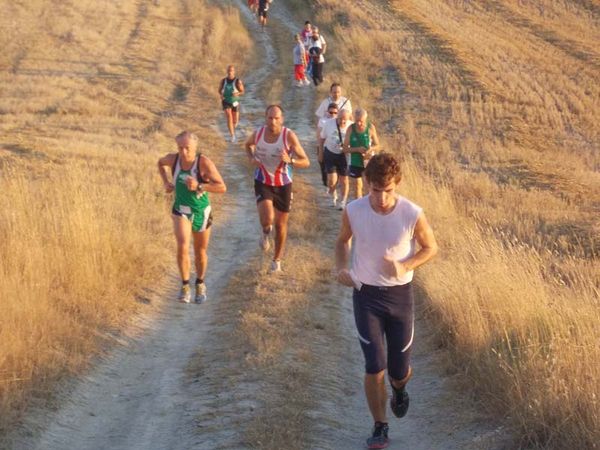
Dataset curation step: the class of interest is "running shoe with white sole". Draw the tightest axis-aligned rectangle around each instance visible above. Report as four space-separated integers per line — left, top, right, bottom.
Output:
295 81 303 87
367 422 389 449
269 260 282 273
178 284 191 303
338 199 346 210
195 282 207 304
330 191 338 208
303 78 311 86
231 133 237 143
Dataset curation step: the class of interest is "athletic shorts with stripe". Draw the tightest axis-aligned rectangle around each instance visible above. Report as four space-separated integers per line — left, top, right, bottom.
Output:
172 205 213 233
254 180 292 213
353 283 414 380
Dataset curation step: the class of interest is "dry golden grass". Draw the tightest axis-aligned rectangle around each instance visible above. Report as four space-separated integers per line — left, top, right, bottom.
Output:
0 0 251 436
312 0 599 447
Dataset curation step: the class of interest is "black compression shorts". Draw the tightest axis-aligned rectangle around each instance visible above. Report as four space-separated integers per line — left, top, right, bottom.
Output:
222 100 239 112
353 283 414 380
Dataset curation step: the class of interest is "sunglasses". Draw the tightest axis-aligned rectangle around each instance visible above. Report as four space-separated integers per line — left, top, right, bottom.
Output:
328 110 338 115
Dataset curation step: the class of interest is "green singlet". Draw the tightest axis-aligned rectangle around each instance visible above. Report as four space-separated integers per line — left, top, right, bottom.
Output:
172 155 212 232
222 77 239 106
349 123 371 168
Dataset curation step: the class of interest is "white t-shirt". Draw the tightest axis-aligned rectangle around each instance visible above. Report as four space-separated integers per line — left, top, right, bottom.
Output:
315 96 352 119
320 118 352 154
306 35 326 63
347 195 423 287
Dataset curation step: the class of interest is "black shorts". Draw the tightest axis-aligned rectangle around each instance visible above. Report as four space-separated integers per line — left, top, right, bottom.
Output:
324 148 349 176
353 283 414 380
254 180 292 213
258 7 268 18
348 165 364 178
222 100 239 112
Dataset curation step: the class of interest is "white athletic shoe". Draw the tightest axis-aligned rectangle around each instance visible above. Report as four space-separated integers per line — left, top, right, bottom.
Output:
194 282 207 304
338 199 347 211
178 285 191 303
231 133 237 143
260 231 271 252
295 80 303 87
303 79 311 86
330 191 338 208
269 260 282 273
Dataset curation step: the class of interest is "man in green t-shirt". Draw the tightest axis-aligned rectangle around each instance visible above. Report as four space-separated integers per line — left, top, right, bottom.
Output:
157 131 227 303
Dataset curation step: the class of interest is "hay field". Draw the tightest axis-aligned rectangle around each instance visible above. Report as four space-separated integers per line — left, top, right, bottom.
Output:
310 0 599 447
0 0 251 434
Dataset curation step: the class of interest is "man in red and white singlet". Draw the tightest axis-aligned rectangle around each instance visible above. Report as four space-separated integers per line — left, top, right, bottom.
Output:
244 105 310 273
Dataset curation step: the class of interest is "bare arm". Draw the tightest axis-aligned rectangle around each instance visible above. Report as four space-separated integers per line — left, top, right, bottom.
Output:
235 79 245 96
157 153 177 193
369 123 380 153
217 79 224 100
244 130 262 167
194 156 227 194
383 212 439 278
282 130 310 168
342 128 351 154
335 211 355 287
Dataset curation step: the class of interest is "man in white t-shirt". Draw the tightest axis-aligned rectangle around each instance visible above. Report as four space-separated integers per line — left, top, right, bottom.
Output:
334 153 438 449
319 109 352 210
315 82 352 121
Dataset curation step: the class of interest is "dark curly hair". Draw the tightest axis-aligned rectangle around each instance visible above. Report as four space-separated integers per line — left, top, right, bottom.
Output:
364 153 403 186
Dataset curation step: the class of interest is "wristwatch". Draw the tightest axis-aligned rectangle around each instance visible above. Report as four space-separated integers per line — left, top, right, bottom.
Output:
196 183 204 193
290 156 296 166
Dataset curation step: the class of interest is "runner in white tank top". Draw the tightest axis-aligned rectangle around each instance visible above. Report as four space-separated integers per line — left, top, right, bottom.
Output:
334 153 438 449
244 105 310 273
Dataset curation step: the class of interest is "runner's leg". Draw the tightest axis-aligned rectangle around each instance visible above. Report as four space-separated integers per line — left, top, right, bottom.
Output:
340 175 349 203
257 198 275 234
173 215 192 281
224 108 234 137
192 227 211 282
273 209 289 261
232 108 240 130
365 371 388 423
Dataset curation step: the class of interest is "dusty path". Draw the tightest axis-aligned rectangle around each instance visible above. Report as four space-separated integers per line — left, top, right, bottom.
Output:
11 1 508 449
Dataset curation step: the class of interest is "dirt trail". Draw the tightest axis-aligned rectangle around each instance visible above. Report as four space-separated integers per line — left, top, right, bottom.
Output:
10 0 508 449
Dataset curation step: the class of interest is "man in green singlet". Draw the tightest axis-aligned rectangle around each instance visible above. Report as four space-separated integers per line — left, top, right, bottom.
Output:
157 131 227 303
219 65 245 143
343 108 380 198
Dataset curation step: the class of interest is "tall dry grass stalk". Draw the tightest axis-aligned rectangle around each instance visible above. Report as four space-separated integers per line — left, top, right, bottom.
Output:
311 0 599 446
0 0 251 436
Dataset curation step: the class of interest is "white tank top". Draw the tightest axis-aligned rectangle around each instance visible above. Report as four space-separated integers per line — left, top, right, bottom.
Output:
254 126 292 186
347 195 422 286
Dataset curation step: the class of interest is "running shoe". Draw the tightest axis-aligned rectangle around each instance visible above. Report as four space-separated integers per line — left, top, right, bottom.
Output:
330 191 338 208
178 284 191 303
231 133 237 143
295 80 303 87
338 199 346 210
194 282 207 304
390 385 410 418
303 78 311 86
367 422 389 449
260 231 271 252
269 259 282 273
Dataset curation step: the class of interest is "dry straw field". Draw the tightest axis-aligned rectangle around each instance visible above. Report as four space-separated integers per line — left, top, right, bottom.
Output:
311 0 599 447
0 0 251 435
